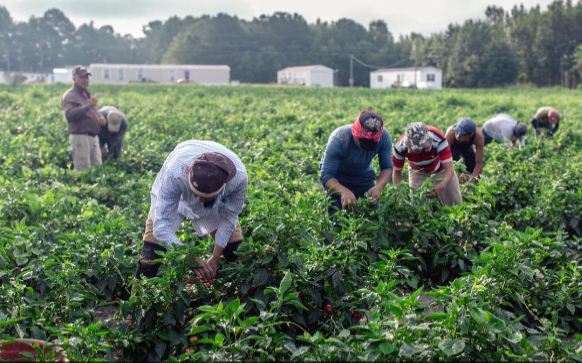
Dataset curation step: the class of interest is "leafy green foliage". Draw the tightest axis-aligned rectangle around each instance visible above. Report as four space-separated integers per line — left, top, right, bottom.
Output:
0 84 581 360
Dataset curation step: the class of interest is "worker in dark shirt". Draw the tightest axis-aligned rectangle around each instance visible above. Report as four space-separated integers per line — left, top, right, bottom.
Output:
444 118 485 184
98 106 128 159
531 107 560 139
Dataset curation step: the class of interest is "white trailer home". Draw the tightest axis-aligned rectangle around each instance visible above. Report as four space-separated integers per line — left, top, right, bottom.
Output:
277 65 335 87
370 67 443 90
89 64 231 85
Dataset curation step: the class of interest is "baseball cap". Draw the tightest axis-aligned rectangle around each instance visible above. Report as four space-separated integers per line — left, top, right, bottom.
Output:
548 109 559 125
188 152 237 198
454 118 476 136
72 65 91 77
515 121 528 136
106 110 123 133
404 122 431 151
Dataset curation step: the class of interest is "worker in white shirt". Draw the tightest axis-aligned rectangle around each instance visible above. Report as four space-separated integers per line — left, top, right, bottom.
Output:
134 140 248 285
482 114 528 148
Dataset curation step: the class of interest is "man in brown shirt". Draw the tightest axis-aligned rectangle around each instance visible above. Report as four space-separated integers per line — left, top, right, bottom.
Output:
61 65 106 171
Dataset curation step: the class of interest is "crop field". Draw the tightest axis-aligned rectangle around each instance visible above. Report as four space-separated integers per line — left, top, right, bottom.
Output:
0 84 581 361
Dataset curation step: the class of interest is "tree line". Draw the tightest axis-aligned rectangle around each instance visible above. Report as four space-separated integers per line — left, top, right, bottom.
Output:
1 1 582 88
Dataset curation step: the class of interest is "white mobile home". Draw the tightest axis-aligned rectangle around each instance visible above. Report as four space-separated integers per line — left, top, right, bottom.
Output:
277 65 335 87
89 64 230 85
50 67 75 83
370 67 442 90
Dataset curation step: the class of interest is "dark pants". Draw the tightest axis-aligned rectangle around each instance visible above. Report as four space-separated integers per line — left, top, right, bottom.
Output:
482 129 493 146
450 143 476 174
135 240 242 279
326 170 376 217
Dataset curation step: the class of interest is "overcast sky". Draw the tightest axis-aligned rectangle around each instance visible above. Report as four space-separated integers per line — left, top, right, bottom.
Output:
3 0 555 38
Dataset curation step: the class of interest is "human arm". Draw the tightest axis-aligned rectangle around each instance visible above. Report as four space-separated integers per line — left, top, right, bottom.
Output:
433 160 454 194
320 133 358 208
62 94 91 122
368 132 394 205
393 169 403 185
470 138 484 183
214 174 248 249
433 141 454 194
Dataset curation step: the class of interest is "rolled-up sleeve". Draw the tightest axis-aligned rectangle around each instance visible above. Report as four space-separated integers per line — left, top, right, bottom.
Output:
378 131 393 172
153 173 184 249
392 139 406 171
319 134 343 186
214 174 248 248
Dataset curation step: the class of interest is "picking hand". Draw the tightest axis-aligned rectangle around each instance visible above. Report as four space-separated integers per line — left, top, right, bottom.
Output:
432 181 447 195
341 189 357 211
101 147 108 159
459 174 470 184
367 185 381 206
99 115 107 126
206 256 220 285
191 257 214 283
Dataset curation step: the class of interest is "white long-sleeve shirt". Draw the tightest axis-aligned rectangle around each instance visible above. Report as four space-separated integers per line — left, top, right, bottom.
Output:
149 140 248 249
482 114 525 147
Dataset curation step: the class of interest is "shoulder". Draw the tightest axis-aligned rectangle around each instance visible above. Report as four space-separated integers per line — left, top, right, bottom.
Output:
380 127 392 142
427 126 446 141
393 133 407 153
329 125 352 144
62 88 76 100
445 126 455 141
474 128 485 146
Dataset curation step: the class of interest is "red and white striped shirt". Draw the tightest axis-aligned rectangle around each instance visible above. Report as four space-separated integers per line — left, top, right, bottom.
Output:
392 126 452 174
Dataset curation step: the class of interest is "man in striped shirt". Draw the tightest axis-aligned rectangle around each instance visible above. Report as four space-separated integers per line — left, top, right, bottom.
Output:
392 122 462 206
134 140 248 285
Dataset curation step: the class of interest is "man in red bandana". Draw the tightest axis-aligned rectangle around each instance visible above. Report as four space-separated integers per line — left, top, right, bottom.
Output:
319 110 393 216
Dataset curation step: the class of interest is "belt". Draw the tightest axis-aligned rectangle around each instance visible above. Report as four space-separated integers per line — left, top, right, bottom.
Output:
71 132 97 137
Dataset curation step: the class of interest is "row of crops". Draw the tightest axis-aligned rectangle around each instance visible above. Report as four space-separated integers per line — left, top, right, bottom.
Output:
0 84 581 361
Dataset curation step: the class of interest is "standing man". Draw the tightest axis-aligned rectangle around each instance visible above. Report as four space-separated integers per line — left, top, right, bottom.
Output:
135 140 247 285
319 110 393 216
482 114 528 148
61 65 106 171
393 122 462 206
98 106 128 159
445 118 485 184
530 107 560 139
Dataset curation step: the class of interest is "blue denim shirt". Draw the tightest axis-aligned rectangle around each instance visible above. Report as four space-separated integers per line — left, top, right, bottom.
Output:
319 125 393 186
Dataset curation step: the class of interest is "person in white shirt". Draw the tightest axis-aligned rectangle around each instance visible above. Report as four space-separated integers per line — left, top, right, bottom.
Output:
482 114 528 148
134 140 248 285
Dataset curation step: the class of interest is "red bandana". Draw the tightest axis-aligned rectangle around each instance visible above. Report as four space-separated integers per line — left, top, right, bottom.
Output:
351 110 383 142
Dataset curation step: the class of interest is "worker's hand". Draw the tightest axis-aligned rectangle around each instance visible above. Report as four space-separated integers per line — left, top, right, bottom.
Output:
99 115 107 126
88 97 98 108
367 185 382 206
341 189 357 211
206 256 220 285
101 147 108 159
459 173 470 184
191 257 214 283
432 181 447 195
